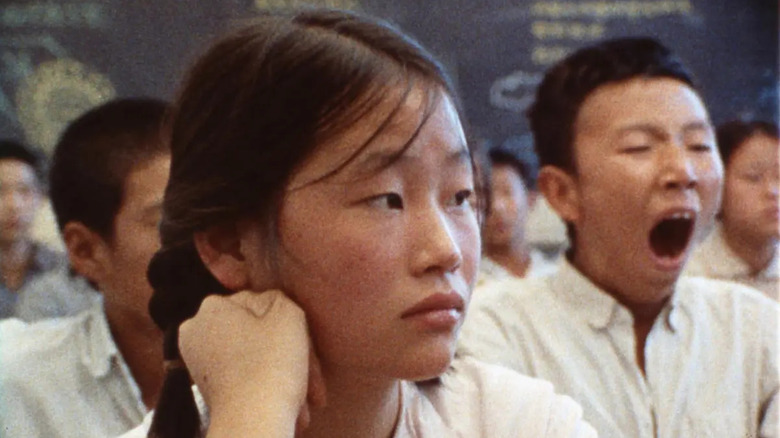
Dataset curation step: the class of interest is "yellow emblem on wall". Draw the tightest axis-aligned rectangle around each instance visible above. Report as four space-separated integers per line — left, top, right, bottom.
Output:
15 58 115 155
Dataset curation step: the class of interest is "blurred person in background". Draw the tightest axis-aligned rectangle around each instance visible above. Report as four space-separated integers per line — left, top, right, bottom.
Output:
685 119 779 299
0 139 67 318
0 98 170 437
478 145 557 288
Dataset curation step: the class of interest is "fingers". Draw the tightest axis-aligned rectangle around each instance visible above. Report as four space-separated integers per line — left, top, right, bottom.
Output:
307 347 328 409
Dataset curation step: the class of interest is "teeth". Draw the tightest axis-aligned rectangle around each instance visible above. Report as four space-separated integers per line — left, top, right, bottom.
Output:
667 211 693 220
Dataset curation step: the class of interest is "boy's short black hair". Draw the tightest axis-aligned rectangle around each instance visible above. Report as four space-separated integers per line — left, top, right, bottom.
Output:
488 146 537 191
716 119 779 166
49 98 170 240
527 37 696 173
0 139 46 186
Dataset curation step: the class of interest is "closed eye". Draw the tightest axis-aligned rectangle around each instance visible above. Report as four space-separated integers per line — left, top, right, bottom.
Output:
688 143 713 152
622 145 651 154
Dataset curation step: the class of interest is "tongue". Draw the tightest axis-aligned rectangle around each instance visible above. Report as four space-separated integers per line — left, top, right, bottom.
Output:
649 218 692 258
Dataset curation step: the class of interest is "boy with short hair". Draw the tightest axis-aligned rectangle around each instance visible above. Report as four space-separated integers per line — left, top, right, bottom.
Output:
0 139 66 317
0 98 171 437
478 145 556 287
458 38 778 437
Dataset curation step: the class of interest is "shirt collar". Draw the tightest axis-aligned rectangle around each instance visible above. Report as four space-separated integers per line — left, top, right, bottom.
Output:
79 300 120 378
552 258 680 332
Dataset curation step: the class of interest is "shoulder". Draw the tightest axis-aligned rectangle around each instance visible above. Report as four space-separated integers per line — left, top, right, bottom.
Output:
413 357 596 437
678 276 777 309
676 276 778 328
0 310 93 380
471 275 551 309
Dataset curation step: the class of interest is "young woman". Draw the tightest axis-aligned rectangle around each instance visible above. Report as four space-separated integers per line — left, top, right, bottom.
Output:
686 120 779 299
121 9 595 438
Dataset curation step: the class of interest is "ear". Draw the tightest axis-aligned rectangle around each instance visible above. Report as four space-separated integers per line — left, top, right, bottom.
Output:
62 222 111 287
193 222 253 291
536 166 580 224
527 189 539 209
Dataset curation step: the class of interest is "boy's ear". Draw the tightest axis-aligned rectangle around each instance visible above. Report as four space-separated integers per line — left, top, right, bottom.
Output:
193 222 251 291
62 222 111 288
537 166 580 224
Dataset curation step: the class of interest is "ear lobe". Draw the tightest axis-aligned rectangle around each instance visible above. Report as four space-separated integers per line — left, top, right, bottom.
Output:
537 166 580 224
62 222 111 287
194 223 251 291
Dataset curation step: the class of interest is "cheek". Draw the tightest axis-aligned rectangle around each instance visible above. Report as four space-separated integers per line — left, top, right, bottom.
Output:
722 181 760 215
457 213 482 287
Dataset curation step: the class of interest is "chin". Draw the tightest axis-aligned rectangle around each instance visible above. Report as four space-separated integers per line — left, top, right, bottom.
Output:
398 345 455 382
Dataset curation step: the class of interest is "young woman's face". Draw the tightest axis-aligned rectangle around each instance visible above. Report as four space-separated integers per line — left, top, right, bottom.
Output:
255 86 480 381
721 133 780 243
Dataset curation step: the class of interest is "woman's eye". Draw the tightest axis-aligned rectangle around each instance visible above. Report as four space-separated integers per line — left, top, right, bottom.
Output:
452 189 473 207
368 193 404 210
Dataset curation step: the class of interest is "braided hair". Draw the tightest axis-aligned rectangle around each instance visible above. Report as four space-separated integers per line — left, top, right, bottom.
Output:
145 8 462 437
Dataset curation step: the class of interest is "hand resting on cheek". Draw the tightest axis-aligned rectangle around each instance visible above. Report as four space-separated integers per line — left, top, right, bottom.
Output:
179 290 327 437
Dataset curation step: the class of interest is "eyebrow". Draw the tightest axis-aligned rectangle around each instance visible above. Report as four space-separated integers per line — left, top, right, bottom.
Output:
617 121 713 140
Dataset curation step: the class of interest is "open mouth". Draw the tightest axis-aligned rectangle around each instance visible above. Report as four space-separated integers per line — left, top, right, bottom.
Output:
649 212 694 259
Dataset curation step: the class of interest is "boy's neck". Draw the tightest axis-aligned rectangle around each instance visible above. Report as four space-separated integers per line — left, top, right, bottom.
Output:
485 240 532 278
0 238 33 291
301 367 401 438
721 222 777 275
105 306 164 410
569 250 673 375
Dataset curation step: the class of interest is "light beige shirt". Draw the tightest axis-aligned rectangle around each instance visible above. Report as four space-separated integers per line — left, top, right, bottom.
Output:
458 259 779 438
476 249 558 288
685 223 779 300
119 357 597 438
0 301 147 438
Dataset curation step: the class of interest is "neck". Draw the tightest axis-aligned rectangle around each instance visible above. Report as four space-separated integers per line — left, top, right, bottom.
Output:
569 251 672 375
105 305 164 409
301 366 401 438
0 239 33 291
484 239 531 278
721 222 778 275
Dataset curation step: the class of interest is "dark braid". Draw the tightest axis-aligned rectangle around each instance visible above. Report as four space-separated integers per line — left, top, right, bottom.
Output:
145 8 462 438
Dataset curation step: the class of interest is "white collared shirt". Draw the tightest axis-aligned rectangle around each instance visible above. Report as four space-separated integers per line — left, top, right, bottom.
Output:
458 259 779 438
476 249 559 288
685 222 779 300
119 357 597 438
0 301 148 437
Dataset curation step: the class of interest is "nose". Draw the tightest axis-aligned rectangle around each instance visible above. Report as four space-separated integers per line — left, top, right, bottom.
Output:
659 144 697 191
766 176 779 199
412 208 463 276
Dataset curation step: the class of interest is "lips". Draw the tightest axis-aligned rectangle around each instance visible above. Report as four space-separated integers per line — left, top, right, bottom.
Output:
648 209 696 262
401 292 465 319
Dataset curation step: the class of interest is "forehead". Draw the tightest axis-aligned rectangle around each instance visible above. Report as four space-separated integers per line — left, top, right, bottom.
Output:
728 134 780 168
289 83 467 187
574 77 710 139
0 159 39 185
120 155 170 207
